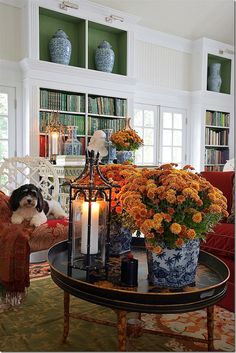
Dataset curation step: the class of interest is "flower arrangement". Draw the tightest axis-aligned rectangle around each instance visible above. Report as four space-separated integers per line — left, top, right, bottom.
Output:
110 128 143 151
99 164 137 226
117 163 228 253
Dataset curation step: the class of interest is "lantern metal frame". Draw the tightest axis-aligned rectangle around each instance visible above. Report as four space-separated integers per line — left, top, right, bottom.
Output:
45 111 65 163
67 149 114 282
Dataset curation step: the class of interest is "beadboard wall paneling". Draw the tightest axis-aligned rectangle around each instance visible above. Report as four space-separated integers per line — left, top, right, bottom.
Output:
135 40 192 91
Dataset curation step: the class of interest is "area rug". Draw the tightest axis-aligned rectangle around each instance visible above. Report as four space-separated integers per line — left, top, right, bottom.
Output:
29 261 51 280
0 277 234 352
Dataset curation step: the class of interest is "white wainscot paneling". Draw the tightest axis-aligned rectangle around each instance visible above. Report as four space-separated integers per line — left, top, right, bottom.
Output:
135 40 192 91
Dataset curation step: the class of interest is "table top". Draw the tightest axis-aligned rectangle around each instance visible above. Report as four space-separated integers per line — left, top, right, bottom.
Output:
48 240 229 314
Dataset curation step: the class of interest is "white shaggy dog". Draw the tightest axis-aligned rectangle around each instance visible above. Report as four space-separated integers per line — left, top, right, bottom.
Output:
9 184 67 227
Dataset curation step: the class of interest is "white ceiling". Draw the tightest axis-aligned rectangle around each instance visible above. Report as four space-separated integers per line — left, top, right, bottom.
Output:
90 0 234 45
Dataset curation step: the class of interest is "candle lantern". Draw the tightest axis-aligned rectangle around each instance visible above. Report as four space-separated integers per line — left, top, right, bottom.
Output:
68 149 114 282
45 112 64 163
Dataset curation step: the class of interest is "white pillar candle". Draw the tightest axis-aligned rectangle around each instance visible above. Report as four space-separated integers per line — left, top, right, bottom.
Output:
51 132 59 155
81 202 99 254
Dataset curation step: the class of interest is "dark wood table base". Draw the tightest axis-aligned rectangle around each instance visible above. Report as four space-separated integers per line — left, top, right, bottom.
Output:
62 291 215 351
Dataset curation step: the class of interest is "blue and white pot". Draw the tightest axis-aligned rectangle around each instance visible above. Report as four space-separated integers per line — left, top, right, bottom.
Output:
109 221 132 256
207 63 222 92
147 239 200 289
116 151 134 164
95 40 115 73
49 29 72 65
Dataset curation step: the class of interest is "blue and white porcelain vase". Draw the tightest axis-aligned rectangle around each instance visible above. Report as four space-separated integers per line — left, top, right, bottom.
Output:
101 129 116 164
207 63 222 92
49 29 72 65
64 126 82 155
109 220 132 256
95 40 115 73
116 151 134 164
147 239 200 289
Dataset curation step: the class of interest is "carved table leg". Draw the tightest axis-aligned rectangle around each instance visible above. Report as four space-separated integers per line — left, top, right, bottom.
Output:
207 305 214 351
63 291 70 342
117 310 127 352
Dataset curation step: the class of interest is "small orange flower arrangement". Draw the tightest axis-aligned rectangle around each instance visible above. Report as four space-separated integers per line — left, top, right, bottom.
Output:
110 129 143 151
117 163 228 253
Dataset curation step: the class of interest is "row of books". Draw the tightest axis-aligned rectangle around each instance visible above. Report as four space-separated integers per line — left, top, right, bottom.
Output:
205 111 230 127
40 90 85 112
204 165 224 172
205 128 229 146
39 135 86 158
88 96 127 116
39 112 85 135
205 148 229 165
87 116 126 135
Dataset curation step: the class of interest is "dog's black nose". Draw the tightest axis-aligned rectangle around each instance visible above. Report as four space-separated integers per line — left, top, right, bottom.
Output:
27 199 31 204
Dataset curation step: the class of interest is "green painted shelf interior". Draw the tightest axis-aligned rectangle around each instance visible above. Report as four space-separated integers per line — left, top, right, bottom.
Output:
39 8 127 75
39 8 86 68
207 54 231 94
88 22 127 75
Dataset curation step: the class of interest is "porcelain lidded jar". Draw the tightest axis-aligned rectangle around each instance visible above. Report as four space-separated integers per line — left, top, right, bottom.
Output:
95 40 115 73
49 29 72 65
207 63 222 92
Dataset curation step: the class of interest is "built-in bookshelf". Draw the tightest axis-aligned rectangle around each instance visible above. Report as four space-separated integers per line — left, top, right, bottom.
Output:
39 88 127 157
204 110 230 171
39 7 127 75
207 54 232 94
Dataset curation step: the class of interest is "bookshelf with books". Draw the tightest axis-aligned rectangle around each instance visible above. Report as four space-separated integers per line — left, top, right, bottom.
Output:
39 88 127 157
204 110 230 171
87 95 127 135
39 88 86 157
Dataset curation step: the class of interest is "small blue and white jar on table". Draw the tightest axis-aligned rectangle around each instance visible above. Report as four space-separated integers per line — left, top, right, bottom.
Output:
95 40 115 73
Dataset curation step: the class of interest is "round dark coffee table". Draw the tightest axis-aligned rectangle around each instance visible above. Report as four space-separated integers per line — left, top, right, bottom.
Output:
48 240 229 351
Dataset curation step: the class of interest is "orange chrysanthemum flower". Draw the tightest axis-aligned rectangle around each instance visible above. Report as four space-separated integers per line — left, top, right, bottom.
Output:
170 223 182 234
192 212 202 223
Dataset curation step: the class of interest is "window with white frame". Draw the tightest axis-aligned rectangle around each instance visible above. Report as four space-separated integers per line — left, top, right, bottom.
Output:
133 104 187 167
0 86 15 161
133 105 158 165
159 107 186 168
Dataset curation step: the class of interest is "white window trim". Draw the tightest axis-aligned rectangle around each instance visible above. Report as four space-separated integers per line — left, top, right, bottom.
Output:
159 106 187 167
0 86 16 158
133 103 159 166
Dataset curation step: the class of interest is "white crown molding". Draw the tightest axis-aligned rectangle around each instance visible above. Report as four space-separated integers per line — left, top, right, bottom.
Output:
134 82 191 108
20 58 136 96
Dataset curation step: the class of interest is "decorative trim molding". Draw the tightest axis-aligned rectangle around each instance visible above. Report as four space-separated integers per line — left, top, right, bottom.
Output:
20 58 136 96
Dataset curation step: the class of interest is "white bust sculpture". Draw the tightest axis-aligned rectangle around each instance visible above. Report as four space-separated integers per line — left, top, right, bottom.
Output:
87 130 108 160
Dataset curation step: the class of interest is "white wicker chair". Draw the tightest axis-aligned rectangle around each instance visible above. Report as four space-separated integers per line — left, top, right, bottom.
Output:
0 156 64 262
0 156 59 201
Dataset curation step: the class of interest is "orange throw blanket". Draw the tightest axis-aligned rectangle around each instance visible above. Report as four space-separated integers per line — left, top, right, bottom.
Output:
0 192 30 298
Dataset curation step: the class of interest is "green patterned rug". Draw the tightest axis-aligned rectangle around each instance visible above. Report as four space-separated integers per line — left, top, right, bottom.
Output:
0 277 234 352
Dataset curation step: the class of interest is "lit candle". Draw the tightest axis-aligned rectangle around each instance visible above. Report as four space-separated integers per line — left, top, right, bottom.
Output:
51 131 59 155
81 202 99 254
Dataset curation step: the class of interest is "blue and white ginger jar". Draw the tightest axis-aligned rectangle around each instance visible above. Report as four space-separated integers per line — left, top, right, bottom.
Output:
147 239 200 289
49 29 72 65
207 63 222 92
95 40 115 73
